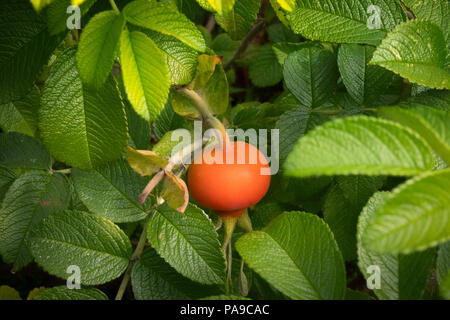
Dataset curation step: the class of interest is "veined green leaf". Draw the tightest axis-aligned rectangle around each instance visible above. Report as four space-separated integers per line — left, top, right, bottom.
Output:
30 210 132 285
337 44 394 105
275 106 327 161
284 116 435 177
72 159 150 223
0 0 61 103
370 20 450 89
324 176 385 261
147 203 226 285
33 286 108 300
0 86 40 137
77 10 125 89
249 45 283 87
0 132 51 170
123 0 206 52
40 47 128 169
288 0 406 45
403 0 449 59
0 166 16 202
357 192 436 299
120 29 170 121
236 211 346 300
144 30 198 86
283 46 337 108
131 248 219 300
397 90 450 111
214 0 260 40
0 171 70 271
362 169 450 254
378 106 450 164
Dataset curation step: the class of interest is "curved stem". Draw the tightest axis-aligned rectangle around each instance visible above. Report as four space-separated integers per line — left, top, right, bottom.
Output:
109 0 120 13
178 88 228 142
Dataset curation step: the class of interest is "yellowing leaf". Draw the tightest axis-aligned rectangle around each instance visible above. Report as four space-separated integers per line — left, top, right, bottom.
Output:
276 0 295 11
127 146 168 176
207 0 235 14
161 170 189 213
71 0 87 5
30 0 54 11
188 54 222 90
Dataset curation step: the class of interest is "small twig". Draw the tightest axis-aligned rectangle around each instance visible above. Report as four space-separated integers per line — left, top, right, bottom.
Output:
205 15 216 32
223 19 266 71
54 168 72 174
114 204 158 300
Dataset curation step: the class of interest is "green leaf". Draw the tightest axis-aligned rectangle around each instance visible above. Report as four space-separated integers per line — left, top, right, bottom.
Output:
398 90 450 111
33 286 108 300
0 285 21 300
283 46 338 108
72 159 150 223
378 106 450 164
236 211 346 299
0 166 16 202
207 0 235 14
441 272 450 300
0 171 70 271
0 132 51 170
275 106 327 161
120 29 170 121
403 0 449 56
211 34 239 64
0 0 61 103
267 23 299 43
437 241 450 283
144 30 198 86
284 116 435 177
147 203 226 285
324 176 384 261
214 0 260 40
131 248 219 299
153 99 187 139
29 210 132 285
40 47 128 169
76 11 125 89
272 42 313 65
288 0 406 45
337 44 394 105
123 0 206 52
357 192 436 299
362 169 450 254
0 86 40 136
124 98 151 150
370 20 450 89
249 45 283 87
